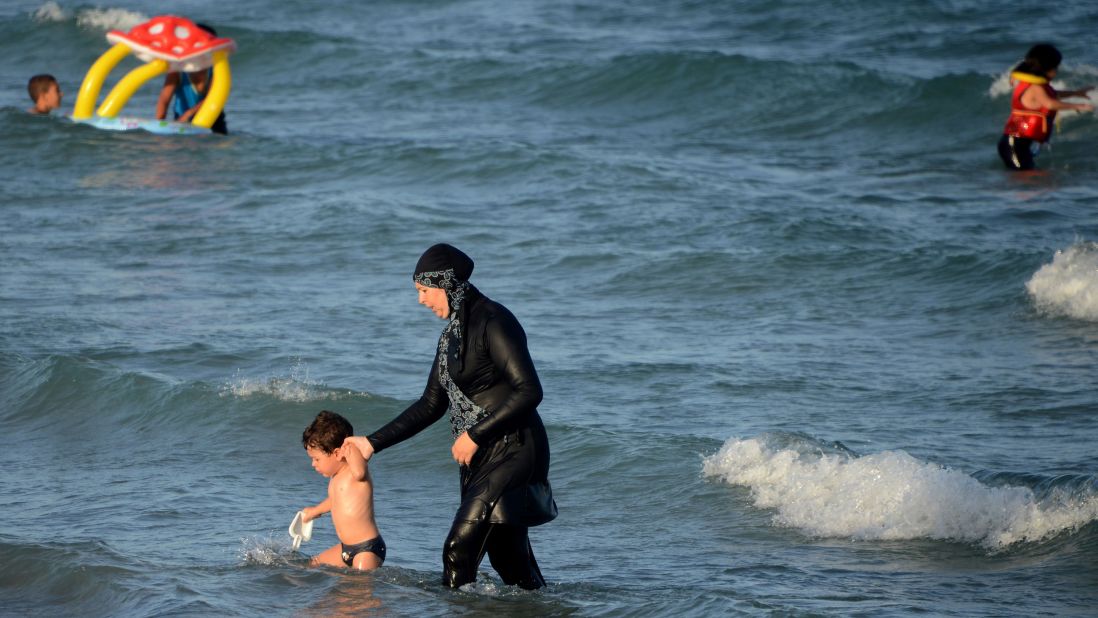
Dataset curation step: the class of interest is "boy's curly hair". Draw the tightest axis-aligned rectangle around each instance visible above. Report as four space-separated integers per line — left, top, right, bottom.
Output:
302 410 353 454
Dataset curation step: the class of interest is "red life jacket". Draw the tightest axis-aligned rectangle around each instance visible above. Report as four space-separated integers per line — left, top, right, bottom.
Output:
1003 73 1057 142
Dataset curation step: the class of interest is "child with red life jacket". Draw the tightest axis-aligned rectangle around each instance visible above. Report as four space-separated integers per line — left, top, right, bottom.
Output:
998 44 1094 170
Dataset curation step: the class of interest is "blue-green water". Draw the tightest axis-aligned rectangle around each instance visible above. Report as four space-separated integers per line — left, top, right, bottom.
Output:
3 1 1098 616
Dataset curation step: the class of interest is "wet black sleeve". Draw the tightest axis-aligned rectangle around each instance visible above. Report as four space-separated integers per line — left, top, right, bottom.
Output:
366 349 449 452
466 309 543 445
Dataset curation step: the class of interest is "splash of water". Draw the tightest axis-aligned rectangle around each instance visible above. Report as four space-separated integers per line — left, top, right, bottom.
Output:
238 533 296 566
457 576 535 598
221 361 349 403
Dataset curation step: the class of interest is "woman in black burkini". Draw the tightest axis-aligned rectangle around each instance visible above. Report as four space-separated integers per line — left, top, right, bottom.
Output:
344 244 556 589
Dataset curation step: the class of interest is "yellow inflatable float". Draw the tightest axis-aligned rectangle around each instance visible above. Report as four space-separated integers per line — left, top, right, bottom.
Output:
72 15 236 135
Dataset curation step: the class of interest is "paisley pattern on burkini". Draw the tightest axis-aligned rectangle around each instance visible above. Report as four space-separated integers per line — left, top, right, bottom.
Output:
414 268 490 437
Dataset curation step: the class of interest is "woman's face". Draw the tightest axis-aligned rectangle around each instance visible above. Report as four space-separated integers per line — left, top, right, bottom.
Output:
416 282 450 319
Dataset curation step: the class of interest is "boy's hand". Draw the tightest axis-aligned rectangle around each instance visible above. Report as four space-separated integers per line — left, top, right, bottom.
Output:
341 436 375 462
302 498 331 522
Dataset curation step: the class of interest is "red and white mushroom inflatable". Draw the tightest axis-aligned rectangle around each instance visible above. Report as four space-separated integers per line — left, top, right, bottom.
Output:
106 16 235 73
72 15 236 133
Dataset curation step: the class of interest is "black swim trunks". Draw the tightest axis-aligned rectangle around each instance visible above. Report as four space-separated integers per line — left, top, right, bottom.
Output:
998 134 1039 170
340 536 386 567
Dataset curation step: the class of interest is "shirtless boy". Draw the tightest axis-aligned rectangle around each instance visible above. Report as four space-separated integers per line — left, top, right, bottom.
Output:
300 411 386 570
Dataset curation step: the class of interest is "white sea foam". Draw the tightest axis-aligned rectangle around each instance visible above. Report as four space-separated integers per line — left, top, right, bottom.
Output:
1026 242 1098 322
31 2 146 31
988 70 1014 99
75 7 147 31
31 1 67 22
702 436 1098 549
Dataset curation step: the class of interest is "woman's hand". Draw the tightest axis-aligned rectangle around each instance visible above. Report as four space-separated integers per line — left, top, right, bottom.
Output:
451 431 479 466
341 436 375 462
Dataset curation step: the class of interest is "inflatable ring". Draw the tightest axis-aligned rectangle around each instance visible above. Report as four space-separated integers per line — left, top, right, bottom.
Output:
72 15 236 131
1010 71 1049 86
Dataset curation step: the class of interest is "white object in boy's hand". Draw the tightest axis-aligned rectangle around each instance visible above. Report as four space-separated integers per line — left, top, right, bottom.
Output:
288 510 314 551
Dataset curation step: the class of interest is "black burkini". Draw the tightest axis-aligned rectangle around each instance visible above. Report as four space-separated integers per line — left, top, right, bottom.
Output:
367 244 557 590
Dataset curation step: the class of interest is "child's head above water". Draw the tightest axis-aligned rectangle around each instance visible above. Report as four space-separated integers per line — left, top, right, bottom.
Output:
302 410 354 454
27 74 61 114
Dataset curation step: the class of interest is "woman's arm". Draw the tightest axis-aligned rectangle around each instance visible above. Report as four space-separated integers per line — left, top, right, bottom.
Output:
466 307 543 446
363 350 449 452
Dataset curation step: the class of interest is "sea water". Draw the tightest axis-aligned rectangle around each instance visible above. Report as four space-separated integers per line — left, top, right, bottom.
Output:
2 1 1097 616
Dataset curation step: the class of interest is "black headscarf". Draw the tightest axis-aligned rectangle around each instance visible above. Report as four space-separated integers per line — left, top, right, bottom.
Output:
413 244 477 374
413 243 474 286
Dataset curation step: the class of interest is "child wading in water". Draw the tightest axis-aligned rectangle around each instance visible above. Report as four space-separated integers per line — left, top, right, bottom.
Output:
998 43 1094 170
153 22 229 134
300 411 386 570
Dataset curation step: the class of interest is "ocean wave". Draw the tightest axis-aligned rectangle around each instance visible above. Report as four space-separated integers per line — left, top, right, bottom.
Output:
702 433 1098 550
31 1 147 32
0 537 145 614
0 353 218 437
528 50 757 108
514 50 1002 143
0 353 379 437
1026 241 1098 322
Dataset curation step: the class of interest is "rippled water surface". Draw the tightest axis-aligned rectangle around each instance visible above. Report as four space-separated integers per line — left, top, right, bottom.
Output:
3 1 1098 616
